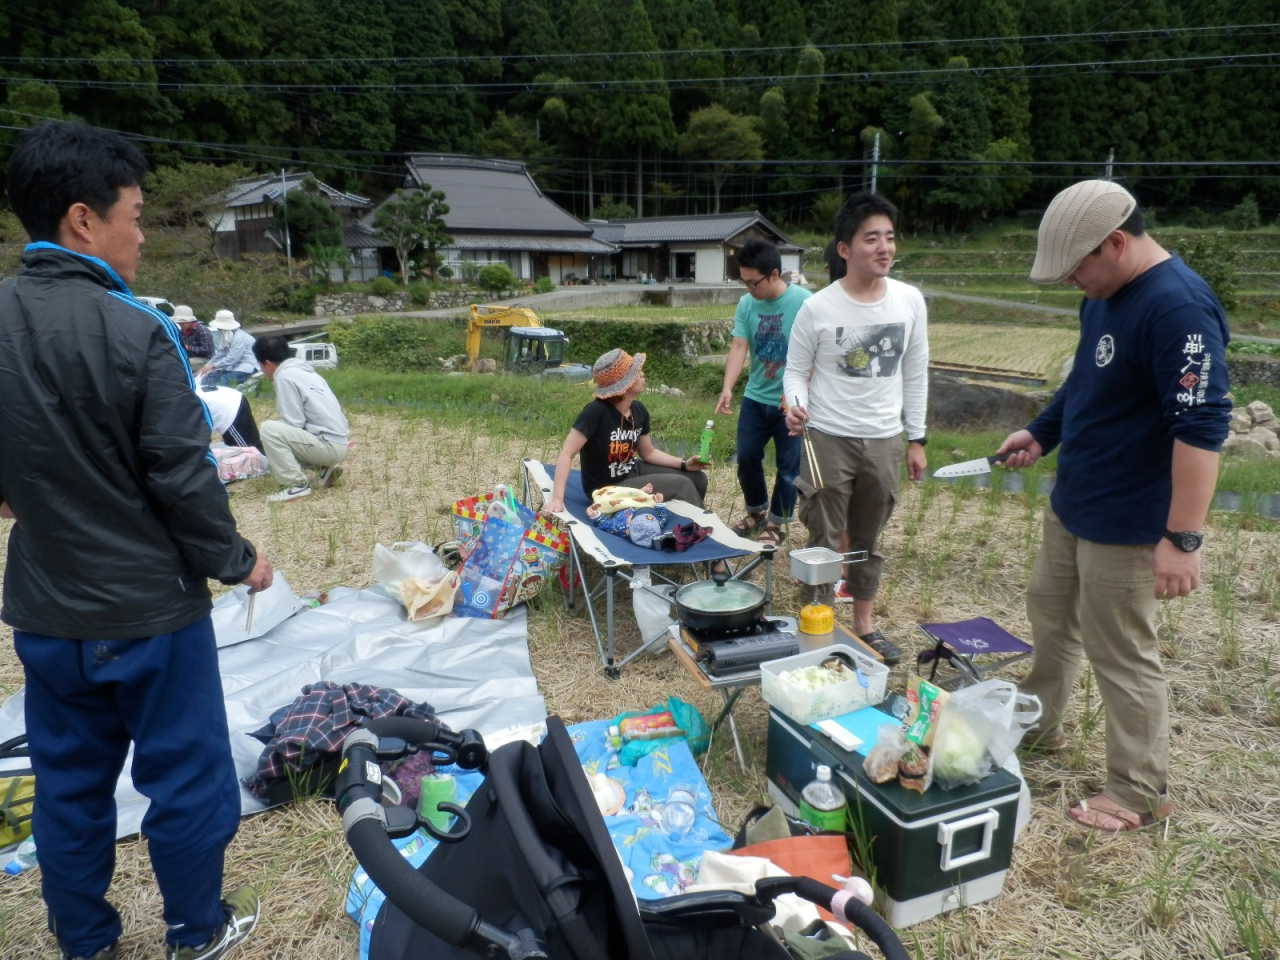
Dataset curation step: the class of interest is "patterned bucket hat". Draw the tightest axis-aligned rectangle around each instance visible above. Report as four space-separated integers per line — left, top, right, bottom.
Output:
592 348 647 399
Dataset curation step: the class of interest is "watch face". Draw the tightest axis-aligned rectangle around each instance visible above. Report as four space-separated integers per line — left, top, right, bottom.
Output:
1169 531 1203 552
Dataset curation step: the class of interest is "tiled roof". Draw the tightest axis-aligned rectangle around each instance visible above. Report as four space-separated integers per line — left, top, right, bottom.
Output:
221 173 370 210
593 212 792 245
399 155 594 237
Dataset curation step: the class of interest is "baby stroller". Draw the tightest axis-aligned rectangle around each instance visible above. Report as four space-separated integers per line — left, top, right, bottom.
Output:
338 716 908 960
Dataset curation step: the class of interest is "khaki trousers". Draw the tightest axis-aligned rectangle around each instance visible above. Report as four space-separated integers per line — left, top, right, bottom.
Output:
260 420 346 488
794 430 900 606
1021 507 1167 812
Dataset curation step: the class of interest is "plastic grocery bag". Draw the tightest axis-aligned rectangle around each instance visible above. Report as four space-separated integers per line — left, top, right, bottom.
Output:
931 680 1041 790
372 542 459 621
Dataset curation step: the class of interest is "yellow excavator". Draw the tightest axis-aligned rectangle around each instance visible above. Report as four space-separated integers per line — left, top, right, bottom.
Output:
465 303 592 380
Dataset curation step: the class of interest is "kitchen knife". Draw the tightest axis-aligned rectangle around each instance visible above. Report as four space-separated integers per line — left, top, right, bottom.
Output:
933 452 1013 479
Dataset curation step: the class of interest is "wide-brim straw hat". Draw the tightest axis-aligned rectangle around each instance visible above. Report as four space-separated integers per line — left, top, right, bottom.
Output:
592 348 646 399
1029 180 1138 284
210 309 240 331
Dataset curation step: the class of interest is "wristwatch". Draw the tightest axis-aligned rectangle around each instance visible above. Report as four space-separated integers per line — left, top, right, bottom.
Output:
679 458 689 472
908 436 927 446
1163 530 1204 553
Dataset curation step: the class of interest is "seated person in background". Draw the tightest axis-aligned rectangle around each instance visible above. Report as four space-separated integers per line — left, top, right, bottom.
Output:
199 309 260 387
252 336 350 503
197 382 262 451
172 304 214 369
542 348 708 516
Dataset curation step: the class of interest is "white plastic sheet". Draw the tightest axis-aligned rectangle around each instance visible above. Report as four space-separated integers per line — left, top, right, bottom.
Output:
0 585 546 840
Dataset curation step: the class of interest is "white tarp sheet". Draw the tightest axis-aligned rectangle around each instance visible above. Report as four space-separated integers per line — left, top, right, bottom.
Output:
0 584 547 840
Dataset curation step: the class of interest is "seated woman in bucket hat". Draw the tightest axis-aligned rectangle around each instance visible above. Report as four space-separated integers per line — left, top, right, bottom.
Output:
542 348 708 517
197 309 260 387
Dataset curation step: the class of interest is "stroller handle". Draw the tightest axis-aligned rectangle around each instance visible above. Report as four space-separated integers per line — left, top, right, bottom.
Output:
339 718 548 958
787 877 910 960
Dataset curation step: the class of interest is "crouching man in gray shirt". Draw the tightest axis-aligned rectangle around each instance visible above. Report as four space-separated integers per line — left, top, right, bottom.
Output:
253 336 350 502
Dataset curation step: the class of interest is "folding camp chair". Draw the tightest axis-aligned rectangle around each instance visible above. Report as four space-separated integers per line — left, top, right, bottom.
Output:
916 617 1034 691
521 458 774 679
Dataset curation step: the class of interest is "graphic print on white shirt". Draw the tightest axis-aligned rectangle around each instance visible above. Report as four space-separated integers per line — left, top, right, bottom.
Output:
834 323 906 378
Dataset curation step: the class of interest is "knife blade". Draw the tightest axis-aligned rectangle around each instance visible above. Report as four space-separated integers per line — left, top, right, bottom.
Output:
933 452 1012 479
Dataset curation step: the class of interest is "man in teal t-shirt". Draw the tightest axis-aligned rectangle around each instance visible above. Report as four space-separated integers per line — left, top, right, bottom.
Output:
715 238 812 546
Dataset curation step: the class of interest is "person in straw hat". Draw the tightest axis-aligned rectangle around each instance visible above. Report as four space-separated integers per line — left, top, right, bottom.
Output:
996 180 1232 833
542 347 708 517
198 308 259 387
171 304 214 368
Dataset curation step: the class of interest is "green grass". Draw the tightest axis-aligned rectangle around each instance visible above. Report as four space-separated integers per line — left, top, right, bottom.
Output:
539 305 734 324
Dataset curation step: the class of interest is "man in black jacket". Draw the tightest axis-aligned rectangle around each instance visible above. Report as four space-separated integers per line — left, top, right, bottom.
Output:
0 122 271 960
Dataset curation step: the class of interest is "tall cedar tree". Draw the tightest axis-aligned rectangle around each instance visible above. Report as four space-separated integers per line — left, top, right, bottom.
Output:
925 57 994 231
384 0 480 155
602 0 676 216
814 0 899 172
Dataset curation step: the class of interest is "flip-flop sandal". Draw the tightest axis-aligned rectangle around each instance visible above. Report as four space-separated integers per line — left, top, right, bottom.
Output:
859 630 903 666
1067 795 1172 834
756 524 787 548
731 512 767 536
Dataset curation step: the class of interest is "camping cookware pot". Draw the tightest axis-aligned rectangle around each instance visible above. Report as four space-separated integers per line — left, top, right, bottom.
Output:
674 570 767 632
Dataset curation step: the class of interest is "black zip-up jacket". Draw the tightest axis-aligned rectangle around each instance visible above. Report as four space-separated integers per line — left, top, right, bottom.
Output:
0 244 257 640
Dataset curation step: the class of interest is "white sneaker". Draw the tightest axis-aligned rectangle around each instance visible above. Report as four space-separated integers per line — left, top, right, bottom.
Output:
317 465 343 489
833 579 855 603
267 485 311 503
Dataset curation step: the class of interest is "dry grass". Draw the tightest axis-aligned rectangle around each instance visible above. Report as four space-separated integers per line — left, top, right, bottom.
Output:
928 322 1079 381
2 414 1279 960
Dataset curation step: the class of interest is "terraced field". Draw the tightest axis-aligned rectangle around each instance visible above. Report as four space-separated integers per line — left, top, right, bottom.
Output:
929 321 1078 382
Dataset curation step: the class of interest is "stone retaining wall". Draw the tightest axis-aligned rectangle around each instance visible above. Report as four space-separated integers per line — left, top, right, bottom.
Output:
313 289 477 316
1228 354 1280 390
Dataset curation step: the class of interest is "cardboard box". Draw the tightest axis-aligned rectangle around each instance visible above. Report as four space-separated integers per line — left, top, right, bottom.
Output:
765 708 1020 928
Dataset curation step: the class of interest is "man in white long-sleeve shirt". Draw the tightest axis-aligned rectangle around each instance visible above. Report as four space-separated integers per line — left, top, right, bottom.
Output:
784 192 929 664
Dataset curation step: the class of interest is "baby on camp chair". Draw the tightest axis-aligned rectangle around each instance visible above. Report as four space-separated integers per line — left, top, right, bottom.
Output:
586 484 669 548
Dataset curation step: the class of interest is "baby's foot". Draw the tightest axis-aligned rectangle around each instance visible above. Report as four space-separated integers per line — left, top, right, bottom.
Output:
639 483 655 494
652 493 664 503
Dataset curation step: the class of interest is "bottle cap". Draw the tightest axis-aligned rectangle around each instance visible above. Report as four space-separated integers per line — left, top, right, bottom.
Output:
705 420 714 429
816 764 832 781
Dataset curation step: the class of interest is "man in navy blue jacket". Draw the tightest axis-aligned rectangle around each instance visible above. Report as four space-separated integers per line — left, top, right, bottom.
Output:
997 180 1230 834
1 122 270 960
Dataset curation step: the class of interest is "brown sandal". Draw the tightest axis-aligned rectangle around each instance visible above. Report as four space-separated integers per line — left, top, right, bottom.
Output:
731 511 767 536
1067 794 1172 834
757 524 786 548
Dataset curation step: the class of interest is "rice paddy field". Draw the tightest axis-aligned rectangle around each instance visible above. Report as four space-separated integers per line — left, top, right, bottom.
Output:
2 391 1278 960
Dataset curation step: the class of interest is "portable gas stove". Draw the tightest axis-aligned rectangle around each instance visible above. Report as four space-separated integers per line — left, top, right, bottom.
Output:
681 615 799 676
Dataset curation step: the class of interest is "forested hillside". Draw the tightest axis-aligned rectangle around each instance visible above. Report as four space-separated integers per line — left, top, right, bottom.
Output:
1 0 1277 227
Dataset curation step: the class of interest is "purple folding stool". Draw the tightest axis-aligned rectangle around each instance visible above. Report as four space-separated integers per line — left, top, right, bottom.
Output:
917 616 1034 689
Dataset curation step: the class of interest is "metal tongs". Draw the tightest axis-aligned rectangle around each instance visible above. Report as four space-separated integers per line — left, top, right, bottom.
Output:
794 395 824 490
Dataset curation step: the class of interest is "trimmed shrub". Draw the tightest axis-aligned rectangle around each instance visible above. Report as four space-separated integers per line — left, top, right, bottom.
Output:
369 275 399 296
533 276 555 294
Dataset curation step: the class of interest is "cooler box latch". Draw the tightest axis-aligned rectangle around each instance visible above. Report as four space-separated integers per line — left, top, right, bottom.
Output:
937 809 999 871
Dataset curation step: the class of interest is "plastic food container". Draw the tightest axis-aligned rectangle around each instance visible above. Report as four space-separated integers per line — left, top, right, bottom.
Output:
789 547 846 585
761 644 890 725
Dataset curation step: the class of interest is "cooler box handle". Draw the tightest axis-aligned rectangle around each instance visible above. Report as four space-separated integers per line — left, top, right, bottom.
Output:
937 809 999 872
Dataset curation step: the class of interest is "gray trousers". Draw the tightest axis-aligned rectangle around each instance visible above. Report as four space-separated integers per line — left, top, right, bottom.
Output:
260 420 346 487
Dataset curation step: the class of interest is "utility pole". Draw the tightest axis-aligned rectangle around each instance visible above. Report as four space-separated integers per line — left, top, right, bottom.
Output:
870 132 881 194
281 168 293 279
1104 148 1114 182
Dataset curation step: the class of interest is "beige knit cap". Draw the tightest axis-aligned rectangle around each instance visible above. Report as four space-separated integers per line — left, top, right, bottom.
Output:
1029 181 1138 284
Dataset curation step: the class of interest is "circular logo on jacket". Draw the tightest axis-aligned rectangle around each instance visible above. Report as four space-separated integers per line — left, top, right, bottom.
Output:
1095 334 1115 367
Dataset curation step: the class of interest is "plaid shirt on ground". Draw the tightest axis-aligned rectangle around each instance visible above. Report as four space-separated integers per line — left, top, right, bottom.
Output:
245 681 436 799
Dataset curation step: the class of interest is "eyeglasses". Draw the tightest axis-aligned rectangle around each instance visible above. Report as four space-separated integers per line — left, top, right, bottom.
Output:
741 276 765 290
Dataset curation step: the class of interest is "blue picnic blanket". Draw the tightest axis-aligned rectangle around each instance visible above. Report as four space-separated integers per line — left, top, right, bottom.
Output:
345 718 731 959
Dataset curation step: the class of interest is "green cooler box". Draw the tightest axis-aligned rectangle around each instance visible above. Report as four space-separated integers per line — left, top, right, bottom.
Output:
766 707 1020 928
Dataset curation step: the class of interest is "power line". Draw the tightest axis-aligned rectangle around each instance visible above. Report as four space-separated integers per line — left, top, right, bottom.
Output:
2 51 1276 95
0 22 1275 68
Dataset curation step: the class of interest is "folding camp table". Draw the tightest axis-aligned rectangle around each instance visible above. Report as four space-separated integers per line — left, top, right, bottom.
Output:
916 617 1035 690
521 458 774 679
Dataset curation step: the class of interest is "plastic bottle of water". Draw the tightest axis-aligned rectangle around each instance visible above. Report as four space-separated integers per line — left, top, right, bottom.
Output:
4 836 37 875
606 724 622 770
798 765 847 832
662 783 697 840
697 420 715 463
